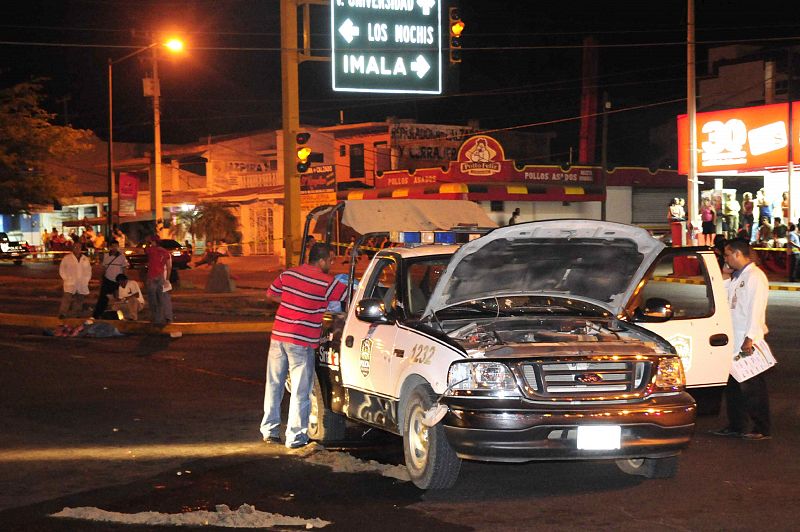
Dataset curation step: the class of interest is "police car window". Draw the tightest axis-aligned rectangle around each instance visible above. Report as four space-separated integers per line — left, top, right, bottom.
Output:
635 252 713 319
406 258 449 317
364 259 398 308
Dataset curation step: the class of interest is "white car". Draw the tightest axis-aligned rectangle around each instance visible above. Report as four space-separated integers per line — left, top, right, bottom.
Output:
308 206 733 489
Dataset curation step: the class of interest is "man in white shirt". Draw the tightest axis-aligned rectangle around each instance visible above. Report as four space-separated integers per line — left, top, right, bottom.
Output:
58 241 92 318
92 239 129 319
111 274 145 320
712 238 772 440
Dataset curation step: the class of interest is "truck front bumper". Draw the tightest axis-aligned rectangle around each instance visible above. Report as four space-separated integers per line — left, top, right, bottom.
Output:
442 393 696 462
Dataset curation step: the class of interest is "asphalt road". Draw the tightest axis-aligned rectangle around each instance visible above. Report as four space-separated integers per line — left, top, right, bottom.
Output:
0 291 799 530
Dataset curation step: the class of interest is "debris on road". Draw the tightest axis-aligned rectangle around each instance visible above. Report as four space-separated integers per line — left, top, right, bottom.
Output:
303 448 410 482
52 503 332 528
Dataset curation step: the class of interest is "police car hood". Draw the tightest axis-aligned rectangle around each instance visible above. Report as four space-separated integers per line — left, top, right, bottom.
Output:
422 220 665 318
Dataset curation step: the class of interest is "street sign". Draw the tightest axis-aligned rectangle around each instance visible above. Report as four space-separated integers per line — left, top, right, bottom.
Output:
331 0 442 94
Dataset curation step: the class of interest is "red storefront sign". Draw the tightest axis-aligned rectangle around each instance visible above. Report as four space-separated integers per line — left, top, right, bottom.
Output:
376 135 599 188
677 102 800 174
118 172 140 218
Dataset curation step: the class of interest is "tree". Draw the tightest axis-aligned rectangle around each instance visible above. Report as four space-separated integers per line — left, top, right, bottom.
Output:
0 81 93 214
194 203 240 252
177 209 202 252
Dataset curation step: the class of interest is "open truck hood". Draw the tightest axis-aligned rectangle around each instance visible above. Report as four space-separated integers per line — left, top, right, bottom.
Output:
423 219 665 318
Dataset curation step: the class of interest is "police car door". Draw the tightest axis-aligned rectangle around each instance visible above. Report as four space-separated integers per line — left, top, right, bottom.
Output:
625 248 733 391
339 257 399 397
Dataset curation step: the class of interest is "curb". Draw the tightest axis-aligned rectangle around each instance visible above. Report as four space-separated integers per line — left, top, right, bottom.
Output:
0 312 272 335
651 276 800 291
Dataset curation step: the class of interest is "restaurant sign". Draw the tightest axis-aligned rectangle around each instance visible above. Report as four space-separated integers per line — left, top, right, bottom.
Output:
376 135 599 188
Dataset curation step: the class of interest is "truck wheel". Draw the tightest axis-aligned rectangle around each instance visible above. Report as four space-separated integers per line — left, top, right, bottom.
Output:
616 455 679 479
308 374 346 443
402 384 461 489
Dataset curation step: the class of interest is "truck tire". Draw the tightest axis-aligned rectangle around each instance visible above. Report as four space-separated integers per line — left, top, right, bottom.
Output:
402 383 461 489
308 374 346 443
616 455 679 479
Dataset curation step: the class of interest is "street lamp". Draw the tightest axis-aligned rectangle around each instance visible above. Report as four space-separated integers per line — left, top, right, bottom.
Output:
107 37 185 237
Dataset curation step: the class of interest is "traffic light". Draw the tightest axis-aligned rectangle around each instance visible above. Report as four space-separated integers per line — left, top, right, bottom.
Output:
295 131 324 173
449 7 464 64
296 132 312 173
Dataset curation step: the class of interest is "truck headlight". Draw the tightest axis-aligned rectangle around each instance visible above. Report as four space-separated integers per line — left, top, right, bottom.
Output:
447 361 520 396
655 357 685 389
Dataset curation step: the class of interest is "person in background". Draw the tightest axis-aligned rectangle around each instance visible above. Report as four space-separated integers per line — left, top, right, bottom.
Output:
788 223 800 282
772 217 788 247
508 207 521 226
740 192 754 230
713 234 727 270
92 231 105 256
145 235 173 326
668 198 685 221
41 228 50 252
58 241 92 319
259 243 346 448
111 273 145 320
112 226 126 249
712 238 771 440
781 191 789 221
92 239 128 319
756 189 772 225
756 216 773 246
82 226 96 256
699 198 716 246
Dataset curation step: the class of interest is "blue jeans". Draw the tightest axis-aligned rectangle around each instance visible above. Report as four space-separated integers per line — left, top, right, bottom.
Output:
260 340 315 447
146 276 173 325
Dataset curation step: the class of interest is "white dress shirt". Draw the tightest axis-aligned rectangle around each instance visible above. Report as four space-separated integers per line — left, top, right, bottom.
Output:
59 253 92 294
724 262 769 356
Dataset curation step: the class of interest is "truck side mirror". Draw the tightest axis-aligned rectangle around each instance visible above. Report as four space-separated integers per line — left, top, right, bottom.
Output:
635 297 674 323
355 298 393 324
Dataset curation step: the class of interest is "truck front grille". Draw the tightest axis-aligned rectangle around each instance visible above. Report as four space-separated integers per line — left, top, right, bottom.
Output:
519 360 649 398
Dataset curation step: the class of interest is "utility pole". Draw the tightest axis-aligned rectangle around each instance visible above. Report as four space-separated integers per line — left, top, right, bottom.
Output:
151 45 163 225
687 0 699 244
280 0 328 267
107 60 114 238
601 92 610 221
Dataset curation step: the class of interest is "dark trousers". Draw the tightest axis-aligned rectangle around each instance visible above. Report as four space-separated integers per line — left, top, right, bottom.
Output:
790 253 800 282
724 373 771 435
93 277 118 319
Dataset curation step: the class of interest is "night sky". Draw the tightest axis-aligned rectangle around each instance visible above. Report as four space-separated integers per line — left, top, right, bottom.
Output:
2 0 798 167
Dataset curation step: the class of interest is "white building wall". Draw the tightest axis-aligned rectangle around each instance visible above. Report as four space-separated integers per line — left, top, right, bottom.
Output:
605 187 633 224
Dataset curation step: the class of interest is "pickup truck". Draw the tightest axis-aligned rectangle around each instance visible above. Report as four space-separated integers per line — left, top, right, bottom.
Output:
305 201 734 489
0 232 29 265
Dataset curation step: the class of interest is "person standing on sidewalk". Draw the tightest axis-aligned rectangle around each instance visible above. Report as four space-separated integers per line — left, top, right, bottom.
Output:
712 238 772 440
145 236 173 326
58 241 92 318
92 239 128 319
788 223 800 282
260 243 346 449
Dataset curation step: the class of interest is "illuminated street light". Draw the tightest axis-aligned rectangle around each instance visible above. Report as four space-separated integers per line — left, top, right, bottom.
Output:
107 36 185 235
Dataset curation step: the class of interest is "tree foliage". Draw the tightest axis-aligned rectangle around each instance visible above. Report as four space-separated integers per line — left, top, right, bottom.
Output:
0 81 93 214
194 203 240 249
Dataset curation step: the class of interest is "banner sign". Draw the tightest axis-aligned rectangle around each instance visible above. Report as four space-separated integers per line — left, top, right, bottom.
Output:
677 102 798 174
301 164 336 192
331 0 442 94
390 123 475 170
376 135 600 188
118 172 140 218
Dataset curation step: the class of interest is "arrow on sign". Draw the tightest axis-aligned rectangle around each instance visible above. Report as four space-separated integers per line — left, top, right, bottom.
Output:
339 18 360 44
417 0 436 16
410 55 431 79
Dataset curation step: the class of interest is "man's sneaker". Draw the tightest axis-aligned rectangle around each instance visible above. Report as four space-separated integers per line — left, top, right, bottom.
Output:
710 427 742 437
287 439 310 449
263 436 281 444
742 432 772 440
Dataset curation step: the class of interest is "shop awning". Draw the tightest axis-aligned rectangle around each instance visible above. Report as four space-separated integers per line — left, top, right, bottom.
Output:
337 183 605 202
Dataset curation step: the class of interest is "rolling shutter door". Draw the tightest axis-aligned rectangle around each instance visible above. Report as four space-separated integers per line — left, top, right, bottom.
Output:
632 189 682 224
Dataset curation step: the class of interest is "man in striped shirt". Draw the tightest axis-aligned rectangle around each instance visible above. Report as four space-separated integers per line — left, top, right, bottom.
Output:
260 243 346 448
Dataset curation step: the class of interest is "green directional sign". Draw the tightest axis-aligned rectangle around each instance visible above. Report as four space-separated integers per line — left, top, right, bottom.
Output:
331 0 442 94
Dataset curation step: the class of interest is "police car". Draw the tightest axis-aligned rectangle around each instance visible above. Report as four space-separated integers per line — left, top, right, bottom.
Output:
307 203 733 489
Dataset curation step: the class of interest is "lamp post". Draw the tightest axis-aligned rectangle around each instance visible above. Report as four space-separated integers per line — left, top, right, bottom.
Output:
107 38 184 237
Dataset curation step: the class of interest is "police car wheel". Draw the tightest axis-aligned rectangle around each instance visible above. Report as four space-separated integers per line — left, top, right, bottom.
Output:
615 455 679 479
308 374 346 442
402 384 461 490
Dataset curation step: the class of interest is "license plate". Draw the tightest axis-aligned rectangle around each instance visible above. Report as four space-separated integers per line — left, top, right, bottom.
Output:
577 425 621 450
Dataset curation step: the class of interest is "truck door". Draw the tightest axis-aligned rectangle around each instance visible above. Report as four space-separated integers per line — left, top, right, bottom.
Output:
625 248 733 391
340 257 399 397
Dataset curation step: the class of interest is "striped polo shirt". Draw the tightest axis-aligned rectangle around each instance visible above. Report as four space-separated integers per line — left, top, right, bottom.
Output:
268 264 346 347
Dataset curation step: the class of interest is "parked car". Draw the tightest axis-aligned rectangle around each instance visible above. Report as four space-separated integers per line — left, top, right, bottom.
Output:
0 232 29 265
125 239 192 270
